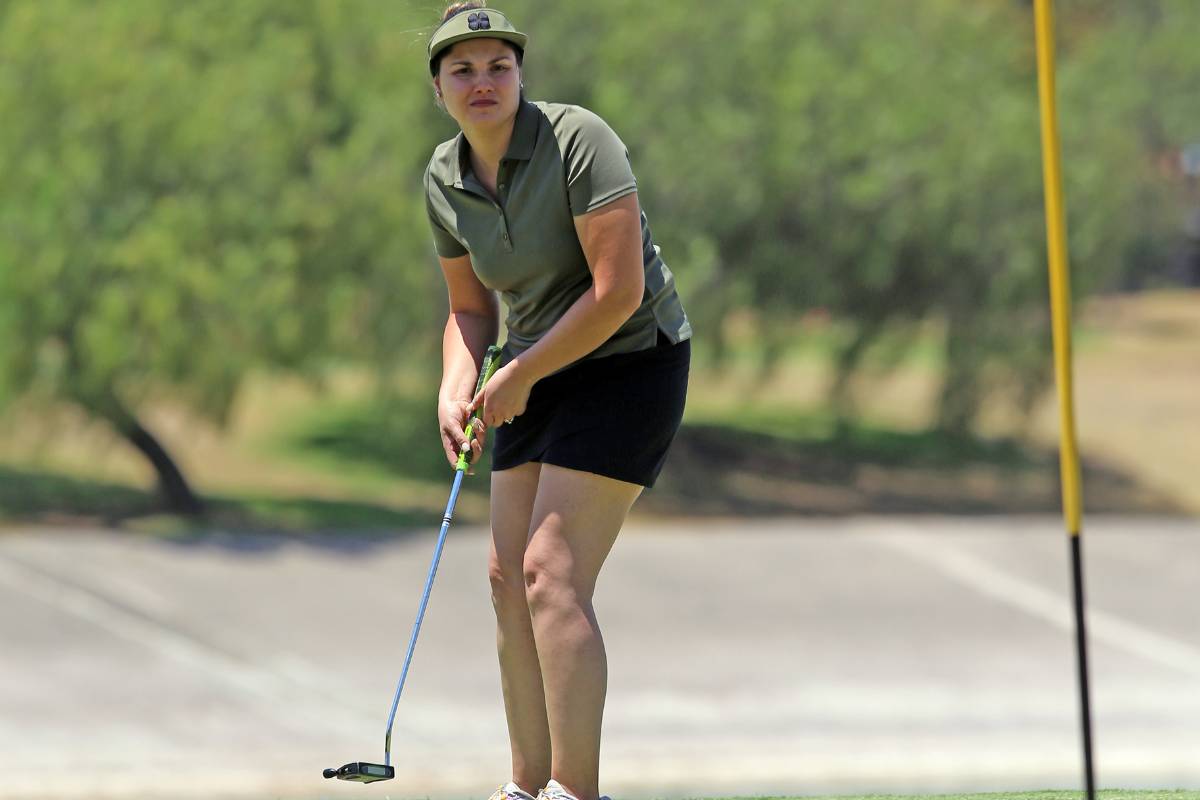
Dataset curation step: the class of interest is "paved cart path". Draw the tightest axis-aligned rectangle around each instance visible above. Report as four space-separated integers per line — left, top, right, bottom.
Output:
1 516 1197 799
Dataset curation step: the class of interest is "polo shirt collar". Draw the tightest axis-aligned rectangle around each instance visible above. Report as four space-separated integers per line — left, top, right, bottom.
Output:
504 99 539 161
449 100 540 187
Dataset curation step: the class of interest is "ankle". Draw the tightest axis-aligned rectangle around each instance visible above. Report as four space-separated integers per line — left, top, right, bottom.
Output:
547 778 598 800
513 777 547 797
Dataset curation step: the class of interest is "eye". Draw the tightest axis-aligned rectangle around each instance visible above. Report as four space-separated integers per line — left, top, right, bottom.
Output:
492 64 509 72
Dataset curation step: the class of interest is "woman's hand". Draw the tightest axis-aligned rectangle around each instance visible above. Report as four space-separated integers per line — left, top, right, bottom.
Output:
438 396 486 472
472 361 535 429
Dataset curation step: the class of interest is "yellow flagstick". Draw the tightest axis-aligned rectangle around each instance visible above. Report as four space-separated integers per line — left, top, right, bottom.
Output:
1033 2 1095 798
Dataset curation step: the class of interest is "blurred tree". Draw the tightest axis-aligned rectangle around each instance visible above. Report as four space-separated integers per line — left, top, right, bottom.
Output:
515 0 1181 433
0 0 446 512
1 0 1194 514
1056 0 1200 289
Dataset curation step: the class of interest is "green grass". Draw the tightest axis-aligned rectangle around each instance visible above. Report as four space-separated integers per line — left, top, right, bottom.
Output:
0 463 430 533
271 388 1039 488
726 794 1199 800
266 395 1124 519
684 404 1034 468
264 390 494 489
0 464 161 524
3 290 1196 527
0 388 1176 527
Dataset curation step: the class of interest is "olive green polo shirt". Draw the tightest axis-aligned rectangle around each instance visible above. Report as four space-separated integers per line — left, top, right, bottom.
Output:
424 100 692 362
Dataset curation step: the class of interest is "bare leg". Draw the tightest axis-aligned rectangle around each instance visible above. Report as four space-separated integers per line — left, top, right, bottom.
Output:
490 462 551 794
523 465 642 800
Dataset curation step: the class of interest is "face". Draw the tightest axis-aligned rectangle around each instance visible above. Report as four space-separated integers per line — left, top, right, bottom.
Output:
434 38 521 131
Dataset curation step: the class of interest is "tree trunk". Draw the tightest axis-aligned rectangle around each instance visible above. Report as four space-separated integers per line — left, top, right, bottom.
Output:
125 420 205 516
936 311 983 437
102 401 205 517
828 320 881 436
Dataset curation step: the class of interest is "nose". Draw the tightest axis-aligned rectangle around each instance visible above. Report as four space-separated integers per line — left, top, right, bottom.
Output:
471 76 496 94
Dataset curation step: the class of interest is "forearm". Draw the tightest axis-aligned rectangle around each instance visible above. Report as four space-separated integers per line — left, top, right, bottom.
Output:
510 192 646 384
510 283 640 383
440 311 499 403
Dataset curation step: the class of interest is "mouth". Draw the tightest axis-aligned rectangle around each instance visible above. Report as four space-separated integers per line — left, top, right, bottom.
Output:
469 99 498 107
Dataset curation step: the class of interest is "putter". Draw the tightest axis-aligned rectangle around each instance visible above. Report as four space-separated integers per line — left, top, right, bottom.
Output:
323 345 501 784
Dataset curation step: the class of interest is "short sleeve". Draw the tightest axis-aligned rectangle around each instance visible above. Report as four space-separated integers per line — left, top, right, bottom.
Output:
563 108 638 216
424 167 469 258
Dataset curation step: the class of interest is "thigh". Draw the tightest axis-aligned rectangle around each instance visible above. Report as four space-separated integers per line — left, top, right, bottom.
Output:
490 462 543 577
524 465 643 599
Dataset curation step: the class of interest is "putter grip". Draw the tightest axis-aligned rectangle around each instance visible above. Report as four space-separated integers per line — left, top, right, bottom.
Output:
456 345 502 471
472 345 502 404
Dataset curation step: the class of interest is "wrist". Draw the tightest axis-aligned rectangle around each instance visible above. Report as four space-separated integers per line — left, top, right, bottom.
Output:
508 355 544 386
440 376 477 404
439 389 471 406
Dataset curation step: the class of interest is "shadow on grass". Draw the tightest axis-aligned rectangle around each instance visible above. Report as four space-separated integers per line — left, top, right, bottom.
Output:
286 400 1181 518
0 465 160 525
274 393 494 490
640 419 1184 517
0 465 430 535
1 410 1182 534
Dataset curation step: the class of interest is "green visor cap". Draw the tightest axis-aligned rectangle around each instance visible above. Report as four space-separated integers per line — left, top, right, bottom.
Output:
428 8 527 75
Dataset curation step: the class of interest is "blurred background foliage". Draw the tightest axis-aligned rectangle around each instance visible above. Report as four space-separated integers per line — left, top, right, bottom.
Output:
0 0 1197 517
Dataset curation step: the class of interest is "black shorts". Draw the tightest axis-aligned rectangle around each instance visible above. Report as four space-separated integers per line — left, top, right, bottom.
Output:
492 331 690 487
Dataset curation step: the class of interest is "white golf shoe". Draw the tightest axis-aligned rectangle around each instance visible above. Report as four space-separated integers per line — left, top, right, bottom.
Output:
489 782 537 800
536 779 611 800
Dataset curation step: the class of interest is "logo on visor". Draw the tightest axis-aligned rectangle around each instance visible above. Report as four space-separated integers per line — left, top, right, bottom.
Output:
467 12 491 30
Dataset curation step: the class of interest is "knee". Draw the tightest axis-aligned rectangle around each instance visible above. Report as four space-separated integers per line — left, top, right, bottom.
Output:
488 557 527 616
522 552 574 616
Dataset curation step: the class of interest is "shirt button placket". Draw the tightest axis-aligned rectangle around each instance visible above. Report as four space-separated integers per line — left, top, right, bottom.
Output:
497 199 512 251
496 164 514 252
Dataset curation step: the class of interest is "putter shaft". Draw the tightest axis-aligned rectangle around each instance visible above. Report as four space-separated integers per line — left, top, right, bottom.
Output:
383 452 467 765
380 345 499 767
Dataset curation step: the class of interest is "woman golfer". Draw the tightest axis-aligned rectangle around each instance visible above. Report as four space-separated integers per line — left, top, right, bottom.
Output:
424 4 691 800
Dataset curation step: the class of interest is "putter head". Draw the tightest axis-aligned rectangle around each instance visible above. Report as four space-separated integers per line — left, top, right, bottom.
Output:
323 762 395 783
